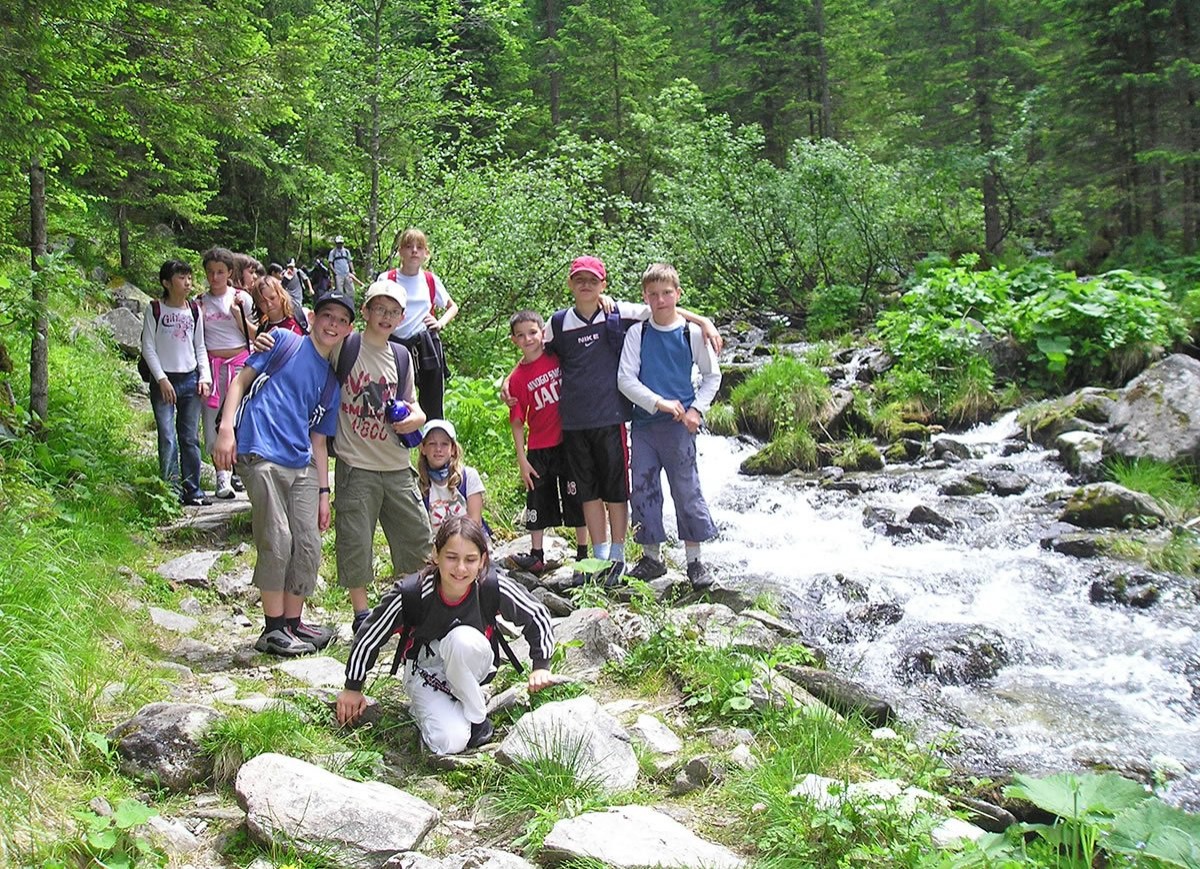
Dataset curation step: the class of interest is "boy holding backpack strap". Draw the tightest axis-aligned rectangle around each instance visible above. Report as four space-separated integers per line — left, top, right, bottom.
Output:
214 290 353 657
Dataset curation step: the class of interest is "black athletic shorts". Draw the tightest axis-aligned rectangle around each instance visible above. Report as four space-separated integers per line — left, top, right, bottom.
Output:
524 444 585 530
562 424 629 504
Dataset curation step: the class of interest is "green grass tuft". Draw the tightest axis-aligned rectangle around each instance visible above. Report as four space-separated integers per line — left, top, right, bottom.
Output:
201 708 342 783
730 356 830 441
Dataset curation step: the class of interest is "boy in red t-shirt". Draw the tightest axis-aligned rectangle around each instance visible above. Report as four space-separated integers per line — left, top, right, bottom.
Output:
506 310 587 575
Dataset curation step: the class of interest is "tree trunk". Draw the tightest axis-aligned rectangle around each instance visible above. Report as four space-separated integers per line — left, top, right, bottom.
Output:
813 0 832 139
117 203 131 271
365 0 383 271
546 0 560 128
973 0 1002 253
29 154 49 427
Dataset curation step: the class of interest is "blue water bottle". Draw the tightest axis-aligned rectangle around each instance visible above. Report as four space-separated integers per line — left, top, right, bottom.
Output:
384 399 424 448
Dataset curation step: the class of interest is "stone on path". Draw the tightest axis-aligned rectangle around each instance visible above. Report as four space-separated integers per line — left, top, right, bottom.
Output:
382 847 537 869
497 696 638 794
157 550 223 587
236 753 438 868
149 606 199 634
108 702 225 792
275 655 347 688
541 805 745 869
630 714 682 755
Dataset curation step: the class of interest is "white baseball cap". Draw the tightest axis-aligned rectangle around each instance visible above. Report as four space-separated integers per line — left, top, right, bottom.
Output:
421 419 458 441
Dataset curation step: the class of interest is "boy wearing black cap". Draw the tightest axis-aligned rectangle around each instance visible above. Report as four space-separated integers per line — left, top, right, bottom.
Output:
214 290 355 656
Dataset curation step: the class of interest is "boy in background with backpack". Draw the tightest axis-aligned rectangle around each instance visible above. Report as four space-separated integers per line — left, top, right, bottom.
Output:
214 290 353 657
618 263 721 590
140 259 211 507
378 228 458 419
332 279 431 634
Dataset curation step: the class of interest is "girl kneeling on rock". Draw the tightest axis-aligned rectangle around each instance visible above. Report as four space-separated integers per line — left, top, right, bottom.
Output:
337 516 555 754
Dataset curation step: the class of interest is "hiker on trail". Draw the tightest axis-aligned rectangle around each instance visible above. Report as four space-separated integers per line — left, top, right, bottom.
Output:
504 309 588 577
309 259 331 297
378 227 458 420
140 259 211 507
617 263 721 590
416 418 485 536
328 236 360 294
213 289 354 657
233 254 265 303
281 258 310 312
332 279 431 636
199 247 257 500
337 516 556 754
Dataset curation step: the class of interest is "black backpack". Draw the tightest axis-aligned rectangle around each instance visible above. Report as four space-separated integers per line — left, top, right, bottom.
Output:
388 569 522 682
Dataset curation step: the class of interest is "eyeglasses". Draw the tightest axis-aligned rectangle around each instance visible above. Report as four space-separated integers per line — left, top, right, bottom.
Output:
368 304 404 319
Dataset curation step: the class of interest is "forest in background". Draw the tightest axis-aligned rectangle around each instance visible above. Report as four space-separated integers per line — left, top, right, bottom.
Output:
2 0 1198 376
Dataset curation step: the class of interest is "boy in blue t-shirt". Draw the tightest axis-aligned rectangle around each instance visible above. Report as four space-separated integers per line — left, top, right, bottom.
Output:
617 263 721 589
214 291 355 656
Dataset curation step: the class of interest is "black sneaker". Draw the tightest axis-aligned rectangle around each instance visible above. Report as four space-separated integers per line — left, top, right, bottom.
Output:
292 621 335 650
507 552 547 575
466 716 494 749
231 474 245 492
626 555 667 581
604 560 625 588
182 494 213 507
687 560 714 590
567 570 588 588
254 627 316 657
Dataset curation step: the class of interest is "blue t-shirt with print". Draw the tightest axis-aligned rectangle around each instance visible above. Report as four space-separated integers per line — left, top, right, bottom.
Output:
236 330 340 468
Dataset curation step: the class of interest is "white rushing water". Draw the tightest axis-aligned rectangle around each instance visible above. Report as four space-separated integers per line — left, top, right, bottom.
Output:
679 419 1200 806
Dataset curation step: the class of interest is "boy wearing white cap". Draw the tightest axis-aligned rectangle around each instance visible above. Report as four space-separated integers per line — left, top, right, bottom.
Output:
334 279 432 634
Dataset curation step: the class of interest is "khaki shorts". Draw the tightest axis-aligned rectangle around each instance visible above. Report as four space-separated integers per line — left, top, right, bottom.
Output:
237 456 321 596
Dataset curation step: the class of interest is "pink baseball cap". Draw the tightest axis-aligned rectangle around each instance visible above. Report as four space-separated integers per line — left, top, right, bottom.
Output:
569 255 606 281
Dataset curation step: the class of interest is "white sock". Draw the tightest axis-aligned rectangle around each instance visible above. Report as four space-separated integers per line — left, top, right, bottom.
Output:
609 542 625 563
643 543 662 561
593 541 610 560
685 543 702 563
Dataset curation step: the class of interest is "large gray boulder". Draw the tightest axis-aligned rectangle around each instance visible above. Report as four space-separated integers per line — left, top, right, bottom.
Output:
96 306 143 357
1107 354 1200 467
235 753 438 867
1059 482 1165 529
108 702 224 791
541 805 745 869
666 603 785 653
1056 431 1105 481
111 280 154 316
497 696 638 794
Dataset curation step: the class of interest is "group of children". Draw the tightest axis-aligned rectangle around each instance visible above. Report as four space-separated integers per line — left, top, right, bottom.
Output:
140 235 721 754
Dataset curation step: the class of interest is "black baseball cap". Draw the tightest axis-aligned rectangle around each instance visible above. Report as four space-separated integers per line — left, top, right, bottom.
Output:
314 290 356 321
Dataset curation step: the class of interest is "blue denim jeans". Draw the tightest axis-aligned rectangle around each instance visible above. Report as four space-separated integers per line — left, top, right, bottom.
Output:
150 369 204 500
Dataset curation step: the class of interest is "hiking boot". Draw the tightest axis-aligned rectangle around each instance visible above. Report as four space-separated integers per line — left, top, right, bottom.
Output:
467 716 495 749
254 627 316 657
687 560 713 590
507 552 547 575
231 474 245 492
182 493 213 507
604 560 625 588
626 555 667 581
292 621 335 650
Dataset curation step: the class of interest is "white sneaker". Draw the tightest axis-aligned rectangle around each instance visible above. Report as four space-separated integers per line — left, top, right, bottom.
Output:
215 470 235 500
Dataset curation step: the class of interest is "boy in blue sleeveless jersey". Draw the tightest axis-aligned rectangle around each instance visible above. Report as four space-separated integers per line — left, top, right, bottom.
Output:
617 263 720 589
214 291 355 656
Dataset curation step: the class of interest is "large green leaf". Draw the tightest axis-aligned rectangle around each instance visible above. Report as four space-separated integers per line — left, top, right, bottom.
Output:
111 798 156 830
1106 799 1200 868
1005 772 1150 820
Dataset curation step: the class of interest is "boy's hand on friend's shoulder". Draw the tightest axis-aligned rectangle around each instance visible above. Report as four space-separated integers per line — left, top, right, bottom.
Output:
699 317 723 355
499 370 518 407
598 293 615 315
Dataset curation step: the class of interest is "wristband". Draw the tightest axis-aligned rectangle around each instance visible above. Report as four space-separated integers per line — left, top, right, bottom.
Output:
318 487 331 494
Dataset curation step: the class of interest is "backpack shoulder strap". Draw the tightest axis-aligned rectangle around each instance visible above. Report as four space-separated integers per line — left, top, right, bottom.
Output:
480 571 522 673
335 332 362 385
188 299 200 324
150 300 162 323
388 573 427 676
550 309 567 343
389 341 411 393
262 330 305 379
424 270 437 308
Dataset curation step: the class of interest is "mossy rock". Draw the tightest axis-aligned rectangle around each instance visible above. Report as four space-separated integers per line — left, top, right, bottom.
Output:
833 441 884 472
1018 389 1116 447
740 431 819 475
1060 482 1166 529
